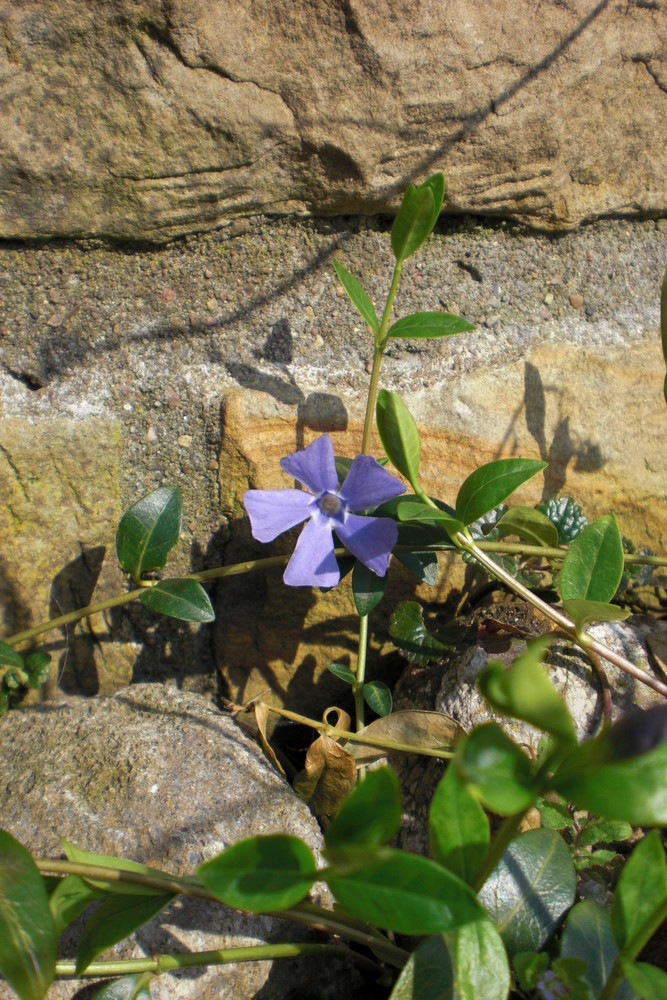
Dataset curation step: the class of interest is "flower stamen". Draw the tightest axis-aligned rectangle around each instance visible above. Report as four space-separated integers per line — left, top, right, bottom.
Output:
318 493 342 516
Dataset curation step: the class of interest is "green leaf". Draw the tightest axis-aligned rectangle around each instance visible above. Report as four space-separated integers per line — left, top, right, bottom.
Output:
116 486 182 582
363 680 392 716
325 767 402 852
536 796 573 832
326 662 357 686
24 651 51 689
0 639 24 670
332 260 379 334
389 601 447 665
611 830 667 951
394 549 439 585
397 500 464 540
478 829 577 956
538 496 588 545
76 892 173 975
391 173 444 264
90 973 154 1000
455 723 539 815
553 709 667 826
327 847 484 935
376 389 421 489
429 764 490 885
388 312 474 340
455 460 547 527
62 841 169 896
48 874 105 935
563 599 630 631
560 901 631 1000
513 951 549 991
560 515 624 604
138 578 215 622
197 835 317 912
495 506 559 548
352 560 387 616
622 960 667 999
389 922 510 1000
477 636 577 744
0 829 57 1000
579 818 632 848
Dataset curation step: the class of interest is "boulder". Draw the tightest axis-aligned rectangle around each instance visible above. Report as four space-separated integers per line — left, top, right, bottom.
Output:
0 684 362 999
0 1 664 241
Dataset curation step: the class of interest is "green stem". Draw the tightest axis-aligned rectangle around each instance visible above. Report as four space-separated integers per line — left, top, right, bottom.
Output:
472 811 527 892
264 704 454 760
360 260 402 455
354 614 369 732
54 941 381 979
598 895 667 1000
457 533 667 700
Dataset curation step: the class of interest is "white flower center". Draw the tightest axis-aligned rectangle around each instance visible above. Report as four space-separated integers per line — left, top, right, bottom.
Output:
317 492 342 516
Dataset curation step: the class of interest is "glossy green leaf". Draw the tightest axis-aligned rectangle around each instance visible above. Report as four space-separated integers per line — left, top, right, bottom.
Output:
478 636 577 744
332 260 379 334
429 764 490 885
622 960 667 999
560 515 624 604
116 486 182 581
326 662 357 686
553 710 667 826
478 829 576 956
24 651 51 689
397 500 464 540
90 973 154 1000
352 560 387 617
563 599 630 631
49 874 105 935
455 460 547 527
455 723 539 815
538 496 588 545
0 831 57 1000
389 921 509 1000
363 680 392 716
0 640 24 670
327 847 484 935
611 831 667 951
388 312 474 340
325 767 402 852
389 601 448 665
197 835 317 912
391 173 444 264
376 389 420 489
560 901 633 1000
495 506 559 548
394 549 439 585
62 841 169 896
76 892 173 974
138 578 215 623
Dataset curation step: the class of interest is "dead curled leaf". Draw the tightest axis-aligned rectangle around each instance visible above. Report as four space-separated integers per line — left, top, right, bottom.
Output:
253 700 287 779
347 710 465 767
293 735 357 818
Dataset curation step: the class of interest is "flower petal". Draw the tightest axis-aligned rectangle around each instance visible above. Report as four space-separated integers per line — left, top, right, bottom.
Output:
244 489 313 542
284 518 339 588
280 435 338 495
336 513 399 577
339 455 405 511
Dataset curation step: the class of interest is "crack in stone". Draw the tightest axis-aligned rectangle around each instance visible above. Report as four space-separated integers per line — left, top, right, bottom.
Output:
632 55 667 93
0 442 30 504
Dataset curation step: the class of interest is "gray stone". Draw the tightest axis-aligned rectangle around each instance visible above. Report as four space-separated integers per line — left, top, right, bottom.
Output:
0 684 362 999
0 1 664 241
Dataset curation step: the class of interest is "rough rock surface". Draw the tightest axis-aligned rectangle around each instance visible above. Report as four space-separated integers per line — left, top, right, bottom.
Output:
0 1 664 240
390 603 666 855
0 215 664 709
0 683 362 1000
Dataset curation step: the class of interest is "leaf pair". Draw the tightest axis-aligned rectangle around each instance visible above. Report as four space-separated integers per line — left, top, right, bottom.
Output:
559 514 629 630
116 487 214 623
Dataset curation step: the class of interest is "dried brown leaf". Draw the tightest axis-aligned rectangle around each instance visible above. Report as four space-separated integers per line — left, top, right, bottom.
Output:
253 701 287 778
348 710 465 766
293 735 356 818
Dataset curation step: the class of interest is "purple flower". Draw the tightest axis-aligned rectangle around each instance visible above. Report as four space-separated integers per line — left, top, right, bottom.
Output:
243 435 405 588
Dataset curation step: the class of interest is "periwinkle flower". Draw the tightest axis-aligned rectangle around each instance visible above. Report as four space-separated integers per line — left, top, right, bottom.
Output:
244 435 405 588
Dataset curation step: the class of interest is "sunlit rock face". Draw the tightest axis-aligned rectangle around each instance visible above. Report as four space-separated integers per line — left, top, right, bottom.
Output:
0 0 664 241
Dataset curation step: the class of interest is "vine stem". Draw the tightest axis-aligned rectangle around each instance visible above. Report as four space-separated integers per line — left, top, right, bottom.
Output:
360 260 402 455
457 533 667 699
354 614 369 732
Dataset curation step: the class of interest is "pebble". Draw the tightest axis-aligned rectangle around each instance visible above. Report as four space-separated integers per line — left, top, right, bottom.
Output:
177 434 193 448
46 312 66 327
206 298 219 312
146 426 158 443
165 386 179 409
569 293 584 309
543 292 554 305
540 306 552 321
47 288 61 303
160 288 176 304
